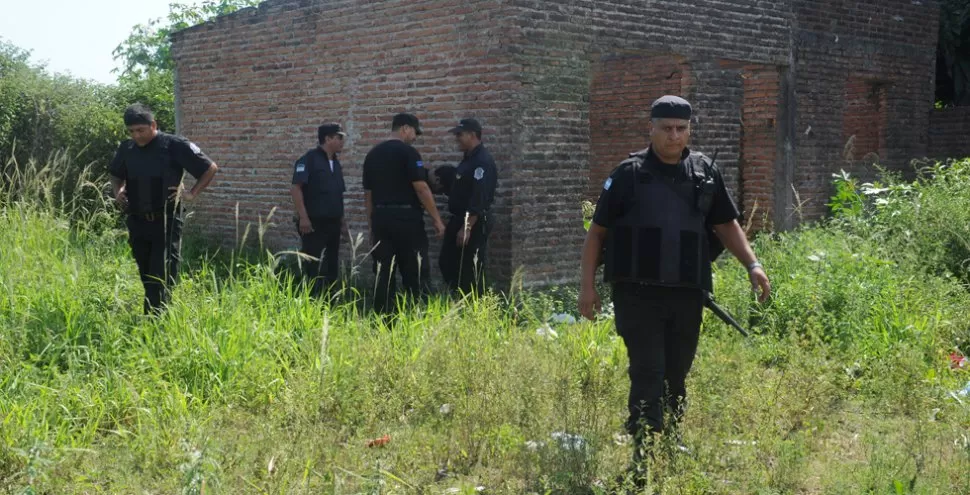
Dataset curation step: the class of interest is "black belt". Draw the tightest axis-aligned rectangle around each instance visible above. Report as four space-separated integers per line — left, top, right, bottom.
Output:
129 209 177 222
375 204 419 210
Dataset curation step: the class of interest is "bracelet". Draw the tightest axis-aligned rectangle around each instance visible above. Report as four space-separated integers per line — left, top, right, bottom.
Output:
747 261 763 272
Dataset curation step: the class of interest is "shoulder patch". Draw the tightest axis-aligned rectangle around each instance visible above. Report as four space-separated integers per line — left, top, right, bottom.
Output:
604 177 613 190
189 142 202 155
416 160 424 168
296 162 306 173
473 167 484 180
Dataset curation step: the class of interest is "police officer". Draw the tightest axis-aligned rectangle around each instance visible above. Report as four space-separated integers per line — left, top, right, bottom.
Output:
362 113 445 314
291 122 348 296
438 118 498 295
109 104 219 314
578 96 771 467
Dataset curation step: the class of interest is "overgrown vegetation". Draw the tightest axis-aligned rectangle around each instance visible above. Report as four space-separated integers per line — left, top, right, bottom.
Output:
0 41 124 174
2 3 970 489
2 147 970 493
0 0 257 181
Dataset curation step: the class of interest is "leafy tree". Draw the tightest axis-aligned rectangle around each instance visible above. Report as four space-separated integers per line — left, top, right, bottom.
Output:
114 70 175 132
113 0 260 77
0 39 123 171
111 0 259 131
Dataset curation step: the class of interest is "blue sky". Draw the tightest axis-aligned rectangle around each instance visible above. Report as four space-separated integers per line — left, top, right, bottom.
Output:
0 0 176 84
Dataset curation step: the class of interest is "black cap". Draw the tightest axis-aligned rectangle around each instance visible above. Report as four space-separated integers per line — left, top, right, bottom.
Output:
448 118 482 135
650 95 692 120
318 122 346 142
392 113 423 135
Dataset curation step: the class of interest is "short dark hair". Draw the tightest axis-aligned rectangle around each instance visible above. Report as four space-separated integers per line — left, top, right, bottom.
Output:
391 113 422 135
123 104 155 126
433 165 458 193
318 123 346 144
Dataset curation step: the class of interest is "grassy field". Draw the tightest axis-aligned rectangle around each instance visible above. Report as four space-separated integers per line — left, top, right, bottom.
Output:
2 156 970 494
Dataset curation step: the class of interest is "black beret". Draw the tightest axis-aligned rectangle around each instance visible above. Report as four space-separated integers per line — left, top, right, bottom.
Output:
650 95 692 120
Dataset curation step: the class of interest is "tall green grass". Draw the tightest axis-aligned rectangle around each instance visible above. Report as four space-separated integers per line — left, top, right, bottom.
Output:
2 153 970 493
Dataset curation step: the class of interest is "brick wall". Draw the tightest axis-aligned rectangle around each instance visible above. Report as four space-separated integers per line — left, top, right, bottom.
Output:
589 55 689 197
790 0 939 221
508 0 790 285
928 107 970 159
735 63 783 231
172 0 523 286
842 76 888 176
173 0 943 288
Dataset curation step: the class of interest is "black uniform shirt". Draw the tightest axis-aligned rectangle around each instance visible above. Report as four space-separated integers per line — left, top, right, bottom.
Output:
291 147 346 218
448 144 497 216
362 139 426 208
592 146 739 229
109 132 213 182
108 132 213 214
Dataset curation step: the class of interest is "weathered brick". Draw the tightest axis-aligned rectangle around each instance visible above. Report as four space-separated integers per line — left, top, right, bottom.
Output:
171 0 948 288
928 107 970 159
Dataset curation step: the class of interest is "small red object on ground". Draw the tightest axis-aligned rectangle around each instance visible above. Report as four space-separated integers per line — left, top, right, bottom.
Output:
366 434 391 448
950 352 967 370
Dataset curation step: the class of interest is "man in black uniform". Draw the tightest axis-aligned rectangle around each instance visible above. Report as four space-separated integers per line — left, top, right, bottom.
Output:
362 113 445 314
109 104 219 314
578 96 771 467
291 122 348 296
437 118 498 295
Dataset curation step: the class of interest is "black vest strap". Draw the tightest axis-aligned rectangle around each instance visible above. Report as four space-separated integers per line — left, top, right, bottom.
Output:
603 148 720 291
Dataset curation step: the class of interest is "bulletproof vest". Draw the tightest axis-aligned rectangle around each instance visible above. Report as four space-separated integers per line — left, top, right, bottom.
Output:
123 136 184 215
603 150 718 291
302 151 345 218
448 161 476 215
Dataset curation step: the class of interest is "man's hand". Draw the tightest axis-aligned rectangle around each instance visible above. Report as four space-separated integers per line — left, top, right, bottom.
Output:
115 187 128 210
299 216 313 235
457 226 471 247
578 285 602 321
168 184 189 202
749 267 771 303
433 219 446 239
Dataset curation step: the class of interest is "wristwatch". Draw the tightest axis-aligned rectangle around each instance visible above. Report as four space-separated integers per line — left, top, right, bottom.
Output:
747 261 763 272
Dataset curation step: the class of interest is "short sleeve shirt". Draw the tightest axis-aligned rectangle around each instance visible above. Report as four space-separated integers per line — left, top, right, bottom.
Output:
448 144 498 216
362 139 427 207
592 147 739 228
108 132 213 181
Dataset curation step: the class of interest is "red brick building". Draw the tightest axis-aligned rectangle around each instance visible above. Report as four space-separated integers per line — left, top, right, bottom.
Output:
171 0 959 287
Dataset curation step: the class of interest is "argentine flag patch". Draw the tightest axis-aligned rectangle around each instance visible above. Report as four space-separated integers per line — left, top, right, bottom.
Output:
604 177 613 190
416 160 424 168
296 163 306 173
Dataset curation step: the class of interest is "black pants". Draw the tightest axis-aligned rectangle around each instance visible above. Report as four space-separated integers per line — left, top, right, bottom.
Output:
127 209 183 315
613 283 704 439
298 216 342 295
371 208 430 314
439 215 490 295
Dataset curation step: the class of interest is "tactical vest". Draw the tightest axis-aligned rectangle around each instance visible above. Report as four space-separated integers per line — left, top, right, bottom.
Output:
302 150 345 218
603 149 719 291
123 136 184 215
